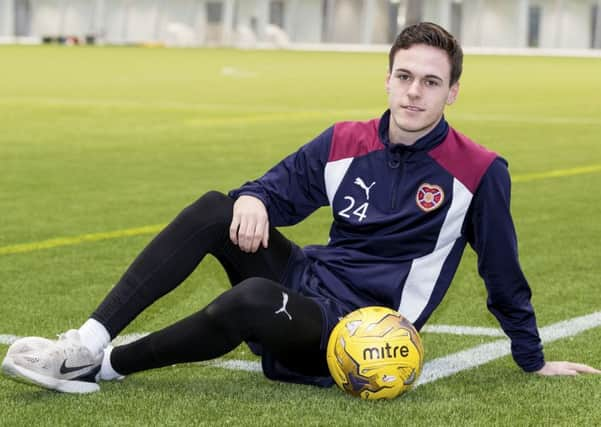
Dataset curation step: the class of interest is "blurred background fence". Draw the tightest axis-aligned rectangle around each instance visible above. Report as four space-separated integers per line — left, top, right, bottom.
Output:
0 0 600 51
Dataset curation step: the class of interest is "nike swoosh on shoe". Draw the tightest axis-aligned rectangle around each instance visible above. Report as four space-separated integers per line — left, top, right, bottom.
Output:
59 360 95 375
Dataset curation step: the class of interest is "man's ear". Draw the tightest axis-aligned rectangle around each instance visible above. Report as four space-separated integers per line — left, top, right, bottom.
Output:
385 73 391 94
446 81 460 105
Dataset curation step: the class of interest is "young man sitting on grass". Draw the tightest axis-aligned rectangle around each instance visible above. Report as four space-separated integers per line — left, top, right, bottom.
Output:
3 22 598 394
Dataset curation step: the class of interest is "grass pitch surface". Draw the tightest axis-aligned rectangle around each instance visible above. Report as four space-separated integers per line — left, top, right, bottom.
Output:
1 45 601 426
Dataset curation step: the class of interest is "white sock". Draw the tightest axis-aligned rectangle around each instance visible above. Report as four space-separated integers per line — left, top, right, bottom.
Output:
78 318 111 355
99 346 124 381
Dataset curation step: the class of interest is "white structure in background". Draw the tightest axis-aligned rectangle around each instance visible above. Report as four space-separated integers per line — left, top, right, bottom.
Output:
0 0 600 49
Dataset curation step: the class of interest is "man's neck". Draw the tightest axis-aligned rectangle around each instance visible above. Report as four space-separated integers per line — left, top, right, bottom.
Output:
388 116 440 146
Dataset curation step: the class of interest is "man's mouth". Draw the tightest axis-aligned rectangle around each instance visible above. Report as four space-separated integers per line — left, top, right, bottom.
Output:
402 105 425 112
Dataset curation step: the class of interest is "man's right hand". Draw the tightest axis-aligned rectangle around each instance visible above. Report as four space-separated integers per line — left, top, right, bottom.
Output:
229 195 270 253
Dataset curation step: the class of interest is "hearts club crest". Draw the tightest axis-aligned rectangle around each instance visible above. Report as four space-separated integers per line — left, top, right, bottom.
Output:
416 183 444 212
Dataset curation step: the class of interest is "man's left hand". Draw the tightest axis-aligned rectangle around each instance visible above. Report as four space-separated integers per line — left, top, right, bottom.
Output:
536 361 601 376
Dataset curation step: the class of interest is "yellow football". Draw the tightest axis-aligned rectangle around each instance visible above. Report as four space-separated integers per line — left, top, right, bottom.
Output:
326 306 424 400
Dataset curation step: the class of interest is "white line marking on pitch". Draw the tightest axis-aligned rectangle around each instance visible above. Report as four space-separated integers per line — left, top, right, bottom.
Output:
2 311 600 383
0 326 500 346
201 359 262 372
0 335 19 345
416 310 601 386
421 324 504 337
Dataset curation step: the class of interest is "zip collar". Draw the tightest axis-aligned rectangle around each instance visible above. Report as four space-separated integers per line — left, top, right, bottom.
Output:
378 109 449 154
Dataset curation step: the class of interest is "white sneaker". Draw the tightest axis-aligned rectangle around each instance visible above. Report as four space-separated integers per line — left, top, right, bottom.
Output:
6 336 54 358
1 330 102 393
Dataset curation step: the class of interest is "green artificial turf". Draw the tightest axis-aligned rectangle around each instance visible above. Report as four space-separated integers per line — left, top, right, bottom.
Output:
1 45 600 426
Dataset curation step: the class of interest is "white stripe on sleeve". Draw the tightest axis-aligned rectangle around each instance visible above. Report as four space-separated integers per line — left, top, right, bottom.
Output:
324 158 353 205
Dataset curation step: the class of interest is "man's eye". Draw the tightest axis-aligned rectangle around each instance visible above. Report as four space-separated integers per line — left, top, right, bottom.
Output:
425 80 440 87
398 74 410 81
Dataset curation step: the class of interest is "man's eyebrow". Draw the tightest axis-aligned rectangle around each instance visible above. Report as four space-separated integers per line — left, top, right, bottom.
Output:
393 68 444 82
424 74 444 82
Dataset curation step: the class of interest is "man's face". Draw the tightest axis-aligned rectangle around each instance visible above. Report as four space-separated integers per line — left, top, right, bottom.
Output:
385 44 459 144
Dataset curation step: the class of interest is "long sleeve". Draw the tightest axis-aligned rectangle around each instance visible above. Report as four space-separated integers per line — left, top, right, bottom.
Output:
467 158 545 372
229 127 333 227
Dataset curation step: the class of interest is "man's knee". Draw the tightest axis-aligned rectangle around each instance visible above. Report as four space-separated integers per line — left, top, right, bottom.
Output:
180 190 234 226
205 278 281 323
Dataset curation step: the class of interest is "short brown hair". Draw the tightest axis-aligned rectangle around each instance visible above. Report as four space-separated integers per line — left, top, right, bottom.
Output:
389 22 463 86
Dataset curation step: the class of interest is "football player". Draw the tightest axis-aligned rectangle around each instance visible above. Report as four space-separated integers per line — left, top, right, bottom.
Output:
3 22 598 393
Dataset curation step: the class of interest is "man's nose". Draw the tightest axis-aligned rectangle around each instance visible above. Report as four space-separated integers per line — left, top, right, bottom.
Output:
407 80 422 98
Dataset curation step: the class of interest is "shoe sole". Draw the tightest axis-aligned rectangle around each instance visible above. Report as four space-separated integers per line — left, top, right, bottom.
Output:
1 357 100 394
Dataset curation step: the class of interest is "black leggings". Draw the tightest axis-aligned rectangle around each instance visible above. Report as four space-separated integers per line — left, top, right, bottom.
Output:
91 191 327 376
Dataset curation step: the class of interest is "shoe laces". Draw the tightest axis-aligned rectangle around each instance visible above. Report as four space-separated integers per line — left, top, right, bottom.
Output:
55 331 85 356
